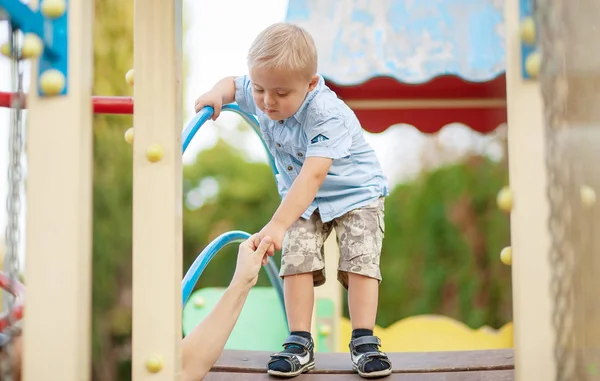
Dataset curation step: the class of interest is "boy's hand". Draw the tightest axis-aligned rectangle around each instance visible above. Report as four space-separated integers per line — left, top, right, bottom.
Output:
194 91 223 120
255 220 287 262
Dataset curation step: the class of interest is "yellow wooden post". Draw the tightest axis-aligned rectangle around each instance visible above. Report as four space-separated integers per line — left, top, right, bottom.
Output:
131 0 183 379
505 0 555 380
22 0 94 379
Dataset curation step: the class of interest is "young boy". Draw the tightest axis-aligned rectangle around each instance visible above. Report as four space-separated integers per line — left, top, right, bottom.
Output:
194 23 392 379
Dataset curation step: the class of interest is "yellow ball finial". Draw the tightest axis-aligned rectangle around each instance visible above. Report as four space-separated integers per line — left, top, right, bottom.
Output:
500 246 512 266
146 144 164 163
0 42 11 58
21 34 43 59
520 17 536 45
40 0 67 18
194 296 206 308
125 69 134 86
124 128 134 144
525 51 541 78
145 355 163 373
580 185 596 208
39 69 66 95
319 324 332 337
496 186 513 213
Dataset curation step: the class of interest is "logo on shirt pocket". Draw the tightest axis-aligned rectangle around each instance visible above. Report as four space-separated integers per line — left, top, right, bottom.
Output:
310 134 329 144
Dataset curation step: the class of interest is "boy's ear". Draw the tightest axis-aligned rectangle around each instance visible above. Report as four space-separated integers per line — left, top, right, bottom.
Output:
308 75 319 91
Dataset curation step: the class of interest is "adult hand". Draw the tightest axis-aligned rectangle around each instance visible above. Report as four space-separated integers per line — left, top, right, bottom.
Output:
232 235 273 287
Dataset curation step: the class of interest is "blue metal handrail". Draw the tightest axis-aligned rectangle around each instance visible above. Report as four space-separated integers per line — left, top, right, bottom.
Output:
180 105 286 319
181 104 278 175
181 230 284 309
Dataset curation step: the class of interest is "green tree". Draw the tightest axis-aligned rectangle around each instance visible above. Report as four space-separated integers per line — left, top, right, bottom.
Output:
91 0 135 378
373 155 512 329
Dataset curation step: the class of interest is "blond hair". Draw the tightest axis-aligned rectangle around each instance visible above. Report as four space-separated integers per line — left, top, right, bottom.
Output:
247 23 318 79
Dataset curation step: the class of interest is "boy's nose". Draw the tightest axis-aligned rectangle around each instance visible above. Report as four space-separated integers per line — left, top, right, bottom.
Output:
264 95 276 107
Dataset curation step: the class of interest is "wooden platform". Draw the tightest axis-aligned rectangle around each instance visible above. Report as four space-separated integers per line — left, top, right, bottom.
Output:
205 349 514 380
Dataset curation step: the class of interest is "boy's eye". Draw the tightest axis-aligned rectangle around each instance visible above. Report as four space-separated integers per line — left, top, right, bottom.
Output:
277 93 288 97
253 88 264 93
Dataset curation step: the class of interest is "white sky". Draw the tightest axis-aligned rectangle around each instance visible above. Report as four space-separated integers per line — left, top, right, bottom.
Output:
0 0 505 263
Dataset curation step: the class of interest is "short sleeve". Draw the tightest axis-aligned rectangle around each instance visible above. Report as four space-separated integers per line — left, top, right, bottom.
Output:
234 75 259 115
305 117 352 159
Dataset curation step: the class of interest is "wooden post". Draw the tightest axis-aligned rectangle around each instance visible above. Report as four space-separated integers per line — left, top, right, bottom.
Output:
131 0 183 379
312 235 342 352
505 0 555 380
22 0 94 380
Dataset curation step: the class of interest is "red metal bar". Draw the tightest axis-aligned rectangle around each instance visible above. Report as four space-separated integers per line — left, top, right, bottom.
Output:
0 91 134 114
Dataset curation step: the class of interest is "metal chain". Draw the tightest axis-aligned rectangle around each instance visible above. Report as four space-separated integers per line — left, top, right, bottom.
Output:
537 0 598 379
1 22 25 381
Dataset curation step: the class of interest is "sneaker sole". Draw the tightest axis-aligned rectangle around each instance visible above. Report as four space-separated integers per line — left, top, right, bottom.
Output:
267 361 315 378
353 364 393 379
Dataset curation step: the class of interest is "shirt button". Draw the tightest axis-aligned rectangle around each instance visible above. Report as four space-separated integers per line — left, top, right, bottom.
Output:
297 152 303 157
276 143 281 148
287 165 293 171
278 120 284 124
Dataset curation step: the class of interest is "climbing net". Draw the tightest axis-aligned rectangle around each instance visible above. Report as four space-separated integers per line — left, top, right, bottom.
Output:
0 21 26 381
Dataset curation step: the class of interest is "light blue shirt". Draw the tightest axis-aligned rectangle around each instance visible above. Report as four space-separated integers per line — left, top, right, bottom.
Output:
234 74 389 223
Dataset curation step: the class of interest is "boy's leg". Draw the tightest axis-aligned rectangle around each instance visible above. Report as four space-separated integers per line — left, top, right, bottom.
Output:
347 273 379 330
267 211 332 378
336 198 392 378
284 273 315 332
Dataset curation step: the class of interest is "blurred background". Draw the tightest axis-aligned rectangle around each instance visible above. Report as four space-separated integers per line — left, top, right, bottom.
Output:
0 0 511 379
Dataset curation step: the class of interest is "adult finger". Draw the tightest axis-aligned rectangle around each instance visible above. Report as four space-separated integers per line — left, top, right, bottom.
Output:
241 235 258 252
253 236 273 258
266 244 275 257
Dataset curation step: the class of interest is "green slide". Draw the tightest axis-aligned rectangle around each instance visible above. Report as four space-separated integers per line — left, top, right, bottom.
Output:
182 286 289 352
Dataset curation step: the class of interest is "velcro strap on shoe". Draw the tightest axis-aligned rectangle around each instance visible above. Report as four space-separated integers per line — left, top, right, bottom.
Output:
268 352 301 369
283 335 313 351
357 351 391 369
351 335 381 349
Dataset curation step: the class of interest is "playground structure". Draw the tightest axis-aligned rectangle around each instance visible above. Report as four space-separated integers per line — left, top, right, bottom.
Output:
0 0 598 380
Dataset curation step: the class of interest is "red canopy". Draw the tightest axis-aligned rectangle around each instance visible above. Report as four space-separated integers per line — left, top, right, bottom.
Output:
325 74 507 135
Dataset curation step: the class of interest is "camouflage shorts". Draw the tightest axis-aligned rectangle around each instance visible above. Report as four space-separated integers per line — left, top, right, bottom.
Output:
279 198 385 289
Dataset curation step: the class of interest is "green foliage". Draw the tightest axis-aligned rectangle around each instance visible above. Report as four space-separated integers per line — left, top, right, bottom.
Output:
182 137 281 288
374 155 511 329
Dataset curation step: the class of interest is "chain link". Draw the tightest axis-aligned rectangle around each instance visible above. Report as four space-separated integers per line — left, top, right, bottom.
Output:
1 22 24 381
537 0 578 378
538 0 600 379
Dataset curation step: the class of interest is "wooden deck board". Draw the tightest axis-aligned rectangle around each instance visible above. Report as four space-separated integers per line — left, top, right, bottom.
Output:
212 349 514 374
205 369 514 380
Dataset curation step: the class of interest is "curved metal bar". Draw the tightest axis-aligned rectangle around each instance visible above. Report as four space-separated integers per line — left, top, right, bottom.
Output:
181 230 286 323
181 104 279 175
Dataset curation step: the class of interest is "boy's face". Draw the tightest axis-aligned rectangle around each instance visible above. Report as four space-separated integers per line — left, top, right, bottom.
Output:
249 67 319 121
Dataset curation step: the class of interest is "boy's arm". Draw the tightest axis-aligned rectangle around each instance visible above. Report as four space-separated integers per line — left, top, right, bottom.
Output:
272 156 332 229
258 116 351 252
209 76 237 104
258 157 332 253
215 75 259 115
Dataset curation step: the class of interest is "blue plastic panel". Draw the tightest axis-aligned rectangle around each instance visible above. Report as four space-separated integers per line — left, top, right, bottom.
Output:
0 0 69 96
519 0 536 80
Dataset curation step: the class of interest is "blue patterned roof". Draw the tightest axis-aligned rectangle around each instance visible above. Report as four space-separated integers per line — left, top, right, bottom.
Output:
285 0 506 85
